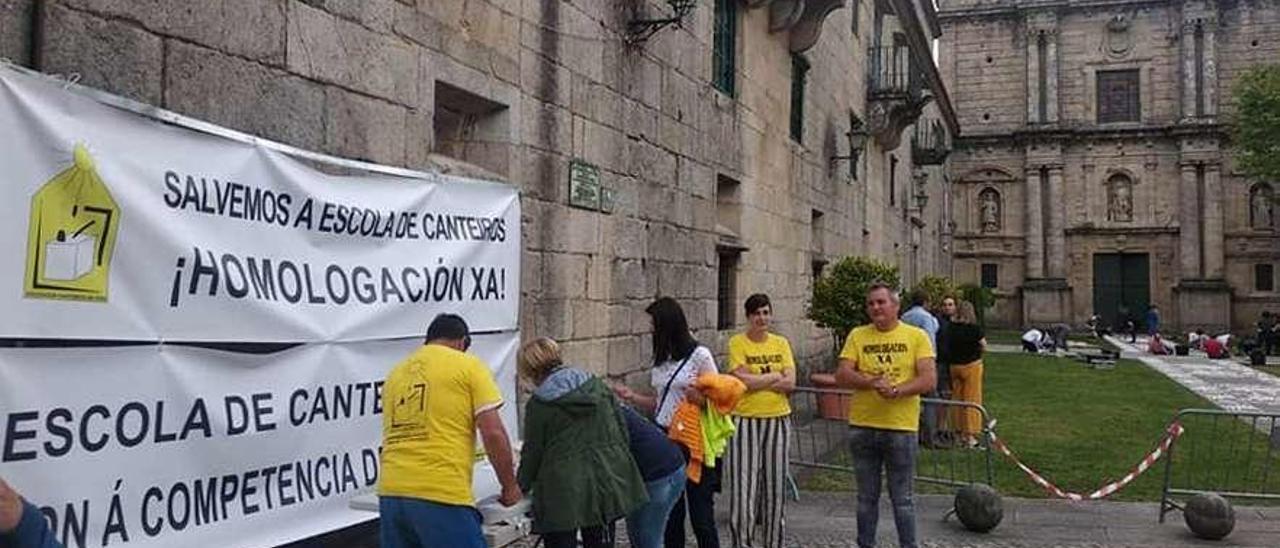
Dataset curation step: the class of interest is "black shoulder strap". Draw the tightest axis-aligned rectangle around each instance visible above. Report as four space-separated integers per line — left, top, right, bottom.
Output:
655 351 694 421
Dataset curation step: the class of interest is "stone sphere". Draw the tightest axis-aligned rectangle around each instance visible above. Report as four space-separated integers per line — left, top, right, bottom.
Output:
954 483 1003 533
1183 493 1235 540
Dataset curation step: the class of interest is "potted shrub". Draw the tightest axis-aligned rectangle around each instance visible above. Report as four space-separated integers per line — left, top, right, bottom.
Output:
807 257 900 419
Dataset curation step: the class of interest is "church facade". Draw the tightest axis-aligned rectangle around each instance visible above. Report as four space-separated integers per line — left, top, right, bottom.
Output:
938 0 1280 332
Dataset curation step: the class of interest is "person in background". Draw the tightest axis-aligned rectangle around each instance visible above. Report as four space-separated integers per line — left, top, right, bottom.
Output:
1048 323 1071 353
1259 311 1276 356
931 296 958 446
1146 305 1161 337
1147 333 1171 355
947 301 987 449
1 478 61 548
516 337 647 548
724 294 795 548
1086 314 1103 338
1020 327 1045 353
900 290 941 448
378 314 520 548
1203 334 1230 360
612 297 721 548
834 283 937 548
1188 329 1207 351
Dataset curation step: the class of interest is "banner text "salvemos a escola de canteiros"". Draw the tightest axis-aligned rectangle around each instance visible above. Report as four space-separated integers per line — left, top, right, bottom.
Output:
163 171 508 242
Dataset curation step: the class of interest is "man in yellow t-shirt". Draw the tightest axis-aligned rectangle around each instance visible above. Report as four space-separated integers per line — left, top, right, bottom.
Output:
835 283 937 548
378 314 521 548
725 293 795 548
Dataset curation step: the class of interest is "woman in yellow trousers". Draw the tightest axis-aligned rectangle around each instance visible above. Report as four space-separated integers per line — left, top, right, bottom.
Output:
947 301 987 447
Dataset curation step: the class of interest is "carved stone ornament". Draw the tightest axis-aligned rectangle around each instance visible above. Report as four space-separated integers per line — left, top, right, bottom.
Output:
869 94 932 149
752 0 846 54
1105 14 1133 58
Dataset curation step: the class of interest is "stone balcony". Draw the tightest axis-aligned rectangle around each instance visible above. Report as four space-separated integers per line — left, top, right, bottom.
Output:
867 43 932 149
911 118 950 165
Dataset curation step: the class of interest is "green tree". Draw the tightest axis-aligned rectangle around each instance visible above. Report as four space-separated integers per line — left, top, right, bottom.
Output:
958 284 996 327
807 256 901 341
1232 64 1280 182
911 274 958 313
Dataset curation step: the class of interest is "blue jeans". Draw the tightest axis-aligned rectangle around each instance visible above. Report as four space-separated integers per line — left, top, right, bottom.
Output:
627 467 686 548
379 496 486 548
849 426 918 548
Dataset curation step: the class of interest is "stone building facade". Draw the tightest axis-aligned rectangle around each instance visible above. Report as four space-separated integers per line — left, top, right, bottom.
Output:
0 0 955 375
939 0 1280 332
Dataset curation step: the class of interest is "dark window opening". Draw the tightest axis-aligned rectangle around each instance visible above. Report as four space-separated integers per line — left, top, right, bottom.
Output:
434 81 510 175
850 0 859 36
1097 69 1141 123
1257 264 1275 292
1037 33 1048 122
889 154 898 206
717 250 741 329
712 0 737 96
981 263 999 289
1194 25 1205 117
790 54 809 143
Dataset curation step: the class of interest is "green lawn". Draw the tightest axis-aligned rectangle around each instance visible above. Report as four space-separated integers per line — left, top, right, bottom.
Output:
797 352 1280 502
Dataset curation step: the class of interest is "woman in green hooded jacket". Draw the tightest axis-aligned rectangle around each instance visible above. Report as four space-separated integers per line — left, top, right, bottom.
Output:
517 337 648 548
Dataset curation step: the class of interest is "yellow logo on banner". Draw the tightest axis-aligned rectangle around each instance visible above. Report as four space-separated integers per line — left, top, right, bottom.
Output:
24 145 120 301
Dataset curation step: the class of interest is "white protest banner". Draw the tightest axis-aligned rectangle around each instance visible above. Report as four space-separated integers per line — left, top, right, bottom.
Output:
0 333 520 548
0 64 520 342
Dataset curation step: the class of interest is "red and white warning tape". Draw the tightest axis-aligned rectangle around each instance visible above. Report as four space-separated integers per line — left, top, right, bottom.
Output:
987 421 1185 501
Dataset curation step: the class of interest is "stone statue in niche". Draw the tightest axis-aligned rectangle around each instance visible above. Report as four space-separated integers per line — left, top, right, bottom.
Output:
1107 175 1133 222
979 188 1001 233
1252 183 1275 229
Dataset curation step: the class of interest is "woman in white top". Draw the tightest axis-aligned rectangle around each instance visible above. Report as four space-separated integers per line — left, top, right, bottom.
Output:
613 297 720 548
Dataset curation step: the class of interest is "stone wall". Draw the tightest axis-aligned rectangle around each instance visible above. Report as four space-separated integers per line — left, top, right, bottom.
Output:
3 1 955 377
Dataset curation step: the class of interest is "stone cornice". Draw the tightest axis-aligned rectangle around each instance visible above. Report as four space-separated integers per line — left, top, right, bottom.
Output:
938 0 1178 22
954 122 1228 147
1063 225 1180 236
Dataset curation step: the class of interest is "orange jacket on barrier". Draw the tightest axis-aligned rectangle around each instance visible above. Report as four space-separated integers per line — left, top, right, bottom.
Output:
667 373 746 483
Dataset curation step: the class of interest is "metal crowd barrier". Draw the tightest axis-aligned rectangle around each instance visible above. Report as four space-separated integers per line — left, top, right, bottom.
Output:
1158 408 1280 522
788 386 995 491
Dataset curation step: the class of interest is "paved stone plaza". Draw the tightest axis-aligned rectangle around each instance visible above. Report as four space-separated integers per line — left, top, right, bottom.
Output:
510 491 1280 547
1108 335 1280 415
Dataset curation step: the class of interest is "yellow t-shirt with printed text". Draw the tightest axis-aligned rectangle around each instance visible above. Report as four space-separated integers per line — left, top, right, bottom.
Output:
838 323 935 432
378 344 503 507
727 333 795 418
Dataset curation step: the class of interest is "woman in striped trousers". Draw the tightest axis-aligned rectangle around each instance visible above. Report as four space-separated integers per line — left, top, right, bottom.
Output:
724 294 795 548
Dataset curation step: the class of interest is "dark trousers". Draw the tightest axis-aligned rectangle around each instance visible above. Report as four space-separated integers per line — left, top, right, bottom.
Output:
664 463 720 548
543 525 614 548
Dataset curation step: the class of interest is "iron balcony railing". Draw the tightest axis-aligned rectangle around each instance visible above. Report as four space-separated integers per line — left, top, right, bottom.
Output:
868 45 920 97
912 118 950 165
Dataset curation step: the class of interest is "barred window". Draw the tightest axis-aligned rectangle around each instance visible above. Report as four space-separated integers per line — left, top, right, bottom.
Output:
1097 69 1140 123
981 263 999 289
1257 264 1275 292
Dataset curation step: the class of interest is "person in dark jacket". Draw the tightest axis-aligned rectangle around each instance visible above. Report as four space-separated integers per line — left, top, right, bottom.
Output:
517 337 648 548
1 478 62 548
618 406 687 548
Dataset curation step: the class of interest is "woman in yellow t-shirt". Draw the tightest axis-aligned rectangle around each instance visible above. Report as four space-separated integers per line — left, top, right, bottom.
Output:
724 293 795 548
